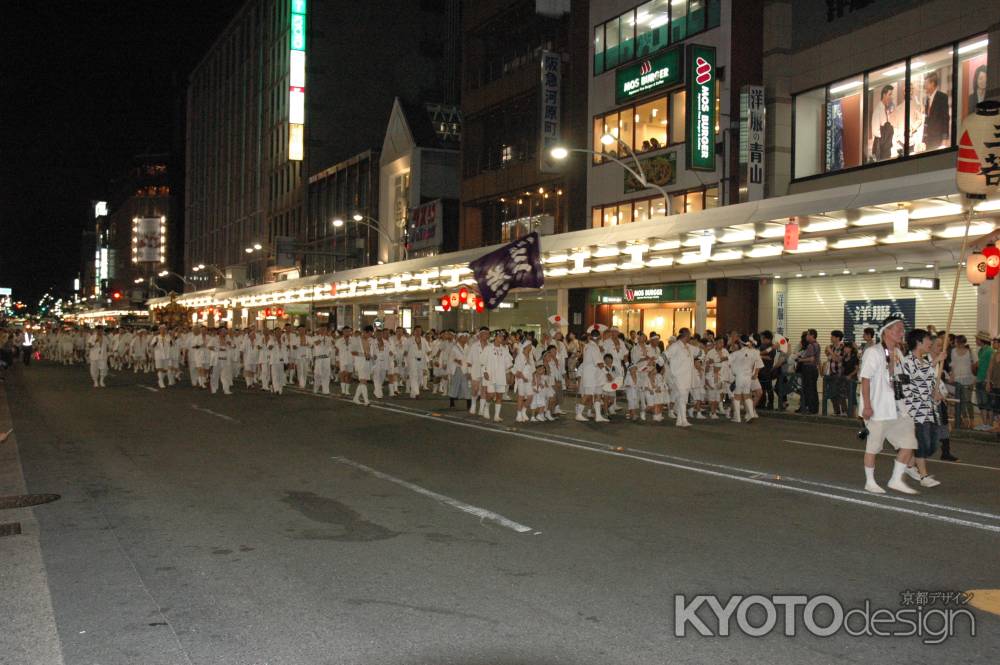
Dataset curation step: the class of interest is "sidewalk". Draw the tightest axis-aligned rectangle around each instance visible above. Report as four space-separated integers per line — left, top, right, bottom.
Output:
0 377 65 665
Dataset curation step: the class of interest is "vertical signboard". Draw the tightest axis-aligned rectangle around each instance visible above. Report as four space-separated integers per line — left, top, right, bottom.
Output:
740 85 765 201
538 51 562 173
288 0 306 161
686 44 717 172
843 299 916 342
132 217 166 264
406 199 443 252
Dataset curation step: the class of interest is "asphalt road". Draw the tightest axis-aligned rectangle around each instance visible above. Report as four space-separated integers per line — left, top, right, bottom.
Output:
2 362 999 665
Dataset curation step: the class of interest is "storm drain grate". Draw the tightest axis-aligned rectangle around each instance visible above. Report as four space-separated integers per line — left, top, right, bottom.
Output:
0 522 22 537
0 494 61 510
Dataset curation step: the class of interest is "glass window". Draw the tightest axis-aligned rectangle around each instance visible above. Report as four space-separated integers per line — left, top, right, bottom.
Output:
619 202 634 225
670 193 685 214
827 75 864 170
619 10 636 63
865 63 904 163
634 199 651 222
605 16 621 69
670 90 686 144
686 191 704 213
671 0 688 42
707 0 721 28
793 87 825 178
635 98 668 152
705 186 719 208
636 0 670 57
592 208 602 228
593 116 605 164
909 47 954 154
957 35 989 135
594 25 605 75
688 0 706 34
603 111 621 159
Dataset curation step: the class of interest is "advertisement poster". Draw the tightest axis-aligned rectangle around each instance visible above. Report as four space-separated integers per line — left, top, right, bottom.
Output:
406 199 443 252
624 153 676 193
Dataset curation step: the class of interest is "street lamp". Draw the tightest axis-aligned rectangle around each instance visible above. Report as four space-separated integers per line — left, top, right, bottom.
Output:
551 135 673 216
331 214 406 261
192 263 227 280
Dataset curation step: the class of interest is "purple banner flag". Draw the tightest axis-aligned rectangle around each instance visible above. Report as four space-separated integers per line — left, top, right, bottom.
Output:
469 232 545 309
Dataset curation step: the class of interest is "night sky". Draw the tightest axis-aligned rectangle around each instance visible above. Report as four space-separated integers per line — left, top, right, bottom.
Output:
0 0 245 306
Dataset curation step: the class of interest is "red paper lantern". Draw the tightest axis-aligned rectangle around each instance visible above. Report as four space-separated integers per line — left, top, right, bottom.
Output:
984 245 1000 279
449 293 460 308
474 297 484 313
458 287 469 303
968 253 988 285
783 220 799 251
277 308 285 318
264 308 271 317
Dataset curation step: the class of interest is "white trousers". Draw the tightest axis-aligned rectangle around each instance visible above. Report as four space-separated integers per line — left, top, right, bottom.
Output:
313 358 331 393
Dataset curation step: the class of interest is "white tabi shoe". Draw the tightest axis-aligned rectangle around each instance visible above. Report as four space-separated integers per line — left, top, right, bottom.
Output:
864 481 886 494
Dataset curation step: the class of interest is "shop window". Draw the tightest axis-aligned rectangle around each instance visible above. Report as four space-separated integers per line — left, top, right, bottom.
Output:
670 192 685 214
909 47 954 154
594 25 605 75
793 87 825 178
670 90 686 145
957 35 989 134
634 199 651 222
687 0 706 35
635 0 669 58
707 0 721 28
635 97 668 152
828 75 864 170
620 201 634 225
705 186 719 208
618 10 636 63
593 117 605 164
685 191 704 214
605 15 621 69
592 208 603 228
652 197 667 216
865 62 905 163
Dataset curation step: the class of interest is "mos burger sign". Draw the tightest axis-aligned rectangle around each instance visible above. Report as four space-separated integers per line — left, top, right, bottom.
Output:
615 47 682 104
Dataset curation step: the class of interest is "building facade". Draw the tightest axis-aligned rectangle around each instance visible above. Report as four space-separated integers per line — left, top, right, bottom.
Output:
185 0 461 288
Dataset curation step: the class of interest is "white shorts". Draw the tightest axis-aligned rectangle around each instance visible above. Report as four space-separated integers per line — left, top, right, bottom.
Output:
354 358 372 381
154 357 170 370
751 378 762 391
865 414 918 454
486 382 507 395
734 376 753 395
515 379 534 398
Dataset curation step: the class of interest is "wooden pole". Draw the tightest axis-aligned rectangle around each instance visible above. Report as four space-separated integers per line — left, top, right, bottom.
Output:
936 202 975 380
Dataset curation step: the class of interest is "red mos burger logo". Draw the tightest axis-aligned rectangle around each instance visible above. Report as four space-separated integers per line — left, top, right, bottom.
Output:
639 60 652 75
695 56 712 84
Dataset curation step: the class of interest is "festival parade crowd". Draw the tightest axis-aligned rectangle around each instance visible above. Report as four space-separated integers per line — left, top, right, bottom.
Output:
6 312 993 495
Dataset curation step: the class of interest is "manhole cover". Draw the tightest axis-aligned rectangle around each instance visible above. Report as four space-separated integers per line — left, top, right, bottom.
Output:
0 522 22 537
0 494 61 510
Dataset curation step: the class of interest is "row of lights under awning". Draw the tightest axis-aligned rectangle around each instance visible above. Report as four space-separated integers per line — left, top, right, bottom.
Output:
153 199 998 311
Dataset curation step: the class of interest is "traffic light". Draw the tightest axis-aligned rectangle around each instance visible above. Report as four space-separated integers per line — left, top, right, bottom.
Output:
111 290 122 301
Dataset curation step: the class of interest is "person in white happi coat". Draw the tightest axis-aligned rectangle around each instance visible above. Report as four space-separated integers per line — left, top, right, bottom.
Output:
386 328 406 397
447 331 472 408
512 341 536 422
150 325 175 388
480 331 512 422
728 335 760 423
432 332 454 395
58 331 74 365
310 327 333 394
349 325 375 405
404 327 430 399
665 328 695 427
265 331 288 394
209 328 237 395
292 328 312 389
371 330 393 399
87 328 111 388
242 330 261 387
575 329 609 422
465 328 490 416
601 330 628 414
335 327 353 395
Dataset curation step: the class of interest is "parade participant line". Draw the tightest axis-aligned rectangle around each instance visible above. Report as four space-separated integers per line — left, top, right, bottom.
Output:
782 439 1000 473
292 390 1000 535
329 456 534 534
189 404 239 423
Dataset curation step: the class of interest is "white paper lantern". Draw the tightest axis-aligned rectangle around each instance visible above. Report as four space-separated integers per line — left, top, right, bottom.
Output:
967 253 988 285
957 101 1000 197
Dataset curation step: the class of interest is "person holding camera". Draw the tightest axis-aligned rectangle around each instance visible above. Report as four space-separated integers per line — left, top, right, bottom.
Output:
859 314 918 494
900 329 944 488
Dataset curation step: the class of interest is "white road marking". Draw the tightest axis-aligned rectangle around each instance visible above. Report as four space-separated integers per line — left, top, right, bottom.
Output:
783 439 1000 472
139 385 159 393
330 456 533 534
291 390 1000 535
189 404 239 423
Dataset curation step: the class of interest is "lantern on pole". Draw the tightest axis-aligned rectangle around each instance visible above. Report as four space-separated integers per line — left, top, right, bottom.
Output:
984 245 1000 279
957 101 1000 198
967 253 988 285
458 287 469 303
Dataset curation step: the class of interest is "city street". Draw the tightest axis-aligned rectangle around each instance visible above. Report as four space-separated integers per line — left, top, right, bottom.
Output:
1 363 998 665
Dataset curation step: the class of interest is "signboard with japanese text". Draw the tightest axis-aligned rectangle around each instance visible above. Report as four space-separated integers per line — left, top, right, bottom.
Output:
132 218 164 264
686 44 717 172
470 232 544 310
843 298 915 343
406 199 443 252
740 85 765 201
615 47 683 105
624 153 676 193
538 51 562 173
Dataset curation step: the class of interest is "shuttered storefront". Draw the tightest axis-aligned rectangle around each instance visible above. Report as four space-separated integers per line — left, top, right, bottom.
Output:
783 270 977 341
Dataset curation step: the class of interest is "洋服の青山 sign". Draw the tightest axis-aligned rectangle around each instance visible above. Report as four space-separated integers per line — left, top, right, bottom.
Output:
686 44 717 171
615 47 682 104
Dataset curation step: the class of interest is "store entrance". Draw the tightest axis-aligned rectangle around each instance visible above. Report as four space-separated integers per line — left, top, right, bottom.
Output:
593 300 717 336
